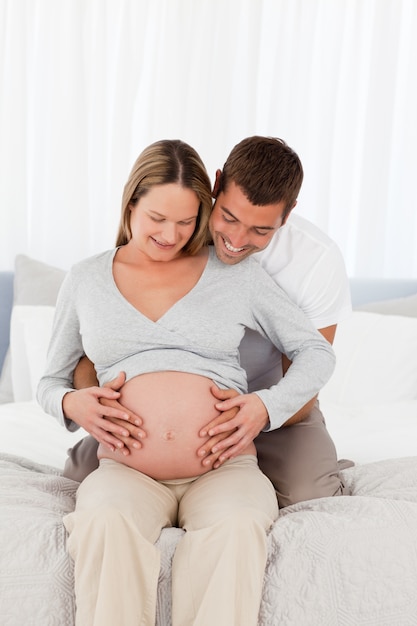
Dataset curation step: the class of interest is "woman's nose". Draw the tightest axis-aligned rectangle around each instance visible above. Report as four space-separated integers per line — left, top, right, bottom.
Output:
161 221 177 242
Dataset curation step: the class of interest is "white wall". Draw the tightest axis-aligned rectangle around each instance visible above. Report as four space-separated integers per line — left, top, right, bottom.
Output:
0 0 416 277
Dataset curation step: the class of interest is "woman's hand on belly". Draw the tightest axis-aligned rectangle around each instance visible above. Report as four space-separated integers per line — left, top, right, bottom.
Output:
198 386 263 467
197 385 240 469
100 373 147 455
102 413 145 454
97 372 256 481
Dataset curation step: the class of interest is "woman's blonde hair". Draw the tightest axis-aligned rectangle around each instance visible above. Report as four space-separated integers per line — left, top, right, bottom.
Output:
116 140 212 255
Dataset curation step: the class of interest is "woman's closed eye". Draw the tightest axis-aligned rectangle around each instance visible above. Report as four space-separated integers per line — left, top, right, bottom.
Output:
178 218 197 226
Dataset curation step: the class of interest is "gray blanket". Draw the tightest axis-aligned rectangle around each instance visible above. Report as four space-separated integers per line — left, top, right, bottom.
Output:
1 453 417 625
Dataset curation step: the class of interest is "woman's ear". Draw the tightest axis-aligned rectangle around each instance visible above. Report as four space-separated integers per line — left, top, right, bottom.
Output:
212 169 222 198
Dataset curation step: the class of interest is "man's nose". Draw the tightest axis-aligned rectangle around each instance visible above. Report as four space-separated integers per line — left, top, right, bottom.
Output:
229 225 248 248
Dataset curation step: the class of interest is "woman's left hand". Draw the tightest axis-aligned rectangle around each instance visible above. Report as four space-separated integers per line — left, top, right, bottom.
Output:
197 385 238 468
198 386 269 468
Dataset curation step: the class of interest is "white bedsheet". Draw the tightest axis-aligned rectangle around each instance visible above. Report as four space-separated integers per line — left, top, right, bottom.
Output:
1 401 417 625
321 399 417 463
0 401 87 469
261 466 417 625
1 451 417 626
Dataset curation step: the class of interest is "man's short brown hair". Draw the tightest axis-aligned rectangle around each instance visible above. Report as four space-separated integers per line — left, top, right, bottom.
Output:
218 136 303 218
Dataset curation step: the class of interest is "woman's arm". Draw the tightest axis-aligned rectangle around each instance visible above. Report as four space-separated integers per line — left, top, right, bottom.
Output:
197 266 337 466
37 268 143 451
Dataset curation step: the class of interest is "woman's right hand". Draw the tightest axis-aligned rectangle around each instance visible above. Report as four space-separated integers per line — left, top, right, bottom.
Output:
62 377 144 453
100 372 147 455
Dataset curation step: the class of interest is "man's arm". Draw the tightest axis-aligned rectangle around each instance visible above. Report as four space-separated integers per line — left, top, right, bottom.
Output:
198 324 337 464
73 355 100 389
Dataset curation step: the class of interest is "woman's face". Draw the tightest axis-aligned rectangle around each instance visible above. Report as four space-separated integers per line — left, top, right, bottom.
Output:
128 183 200 260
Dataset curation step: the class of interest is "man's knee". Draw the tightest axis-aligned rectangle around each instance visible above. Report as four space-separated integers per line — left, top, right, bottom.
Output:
276 472 348 508
255 402 352 507
64 435 99 481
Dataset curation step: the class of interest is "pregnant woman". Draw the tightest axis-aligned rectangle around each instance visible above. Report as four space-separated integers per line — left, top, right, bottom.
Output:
38 139 335 626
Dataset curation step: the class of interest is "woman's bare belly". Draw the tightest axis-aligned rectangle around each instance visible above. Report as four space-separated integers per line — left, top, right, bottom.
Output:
98 371 256 480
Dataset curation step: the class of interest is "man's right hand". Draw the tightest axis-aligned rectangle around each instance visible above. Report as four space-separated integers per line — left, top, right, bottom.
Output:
100 372 146 455
62 384 137 453
68 365 146 454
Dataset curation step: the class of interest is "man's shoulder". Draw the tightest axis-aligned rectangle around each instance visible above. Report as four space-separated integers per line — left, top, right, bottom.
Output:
267 213 335 251
251 214 351 327
254 214 340 272
286 213 335 245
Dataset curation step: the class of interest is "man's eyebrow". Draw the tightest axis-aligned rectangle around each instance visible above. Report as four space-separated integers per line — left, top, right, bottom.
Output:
221 206 276 231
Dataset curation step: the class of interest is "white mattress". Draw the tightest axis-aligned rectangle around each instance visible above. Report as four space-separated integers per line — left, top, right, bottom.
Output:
1 401 417 626
321 399 417 464
0 401 88 469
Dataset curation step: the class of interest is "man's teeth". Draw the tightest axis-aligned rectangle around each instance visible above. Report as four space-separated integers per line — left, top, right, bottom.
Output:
224 239 244 253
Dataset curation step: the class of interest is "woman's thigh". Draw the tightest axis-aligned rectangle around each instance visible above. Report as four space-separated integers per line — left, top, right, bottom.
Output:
75 459 178 539
178 455 278 530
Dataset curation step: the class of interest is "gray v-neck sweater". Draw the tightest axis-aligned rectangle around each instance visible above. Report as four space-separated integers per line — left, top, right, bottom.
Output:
37 247 335 431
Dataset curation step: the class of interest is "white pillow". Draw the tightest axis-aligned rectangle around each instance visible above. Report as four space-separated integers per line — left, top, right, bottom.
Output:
321 399 417 463
356 292 417 317
320 311 417 406
10 305 56 402
0 255 66 404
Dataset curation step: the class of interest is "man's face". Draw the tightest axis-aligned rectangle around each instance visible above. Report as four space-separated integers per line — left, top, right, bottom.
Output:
209 180 288 265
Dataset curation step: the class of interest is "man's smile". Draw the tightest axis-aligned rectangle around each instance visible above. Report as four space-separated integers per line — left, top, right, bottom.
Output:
222 237 246 253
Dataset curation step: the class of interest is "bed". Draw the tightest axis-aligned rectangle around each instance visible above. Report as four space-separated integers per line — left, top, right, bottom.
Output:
1 255 417 625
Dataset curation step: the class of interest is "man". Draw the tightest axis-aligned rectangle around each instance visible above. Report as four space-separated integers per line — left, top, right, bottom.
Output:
67 136 352 507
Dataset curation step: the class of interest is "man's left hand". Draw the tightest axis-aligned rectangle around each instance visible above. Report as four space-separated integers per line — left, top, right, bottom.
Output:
197 386 239 468
198 385 269 468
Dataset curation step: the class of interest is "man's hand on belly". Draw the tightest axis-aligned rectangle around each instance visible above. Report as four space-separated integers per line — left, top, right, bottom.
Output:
197 386 239 469
100 373 146 455
62 385 142 453
198 386 269 466
101 408 145 455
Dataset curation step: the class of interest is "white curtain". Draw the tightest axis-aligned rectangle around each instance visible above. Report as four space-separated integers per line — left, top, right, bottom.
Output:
1 0 416 277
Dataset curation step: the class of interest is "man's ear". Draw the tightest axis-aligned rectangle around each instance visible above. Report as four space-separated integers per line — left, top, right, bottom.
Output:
212 169 222 198
282 200 297 225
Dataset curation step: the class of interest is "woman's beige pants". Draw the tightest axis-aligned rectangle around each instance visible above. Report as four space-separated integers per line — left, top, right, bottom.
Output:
64 455 278 626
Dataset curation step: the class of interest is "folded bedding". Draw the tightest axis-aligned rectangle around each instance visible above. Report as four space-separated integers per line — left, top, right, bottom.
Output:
2 451 417 626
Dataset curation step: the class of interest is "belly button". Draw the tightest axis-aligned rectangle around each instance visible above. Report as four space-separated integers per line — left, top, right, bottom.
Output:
163 430 176 441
